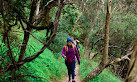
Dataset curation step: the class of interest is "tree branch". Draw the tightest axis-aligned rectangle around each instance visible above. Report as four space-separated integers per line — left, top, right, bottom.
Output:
105 52 132 68
5 0 65 72
6 35 17 70
24 30 44 44
92 47 104 59
91 38 104 50
82 51 132 82
18 0 37 62
17 9 54 30
92 45 130 59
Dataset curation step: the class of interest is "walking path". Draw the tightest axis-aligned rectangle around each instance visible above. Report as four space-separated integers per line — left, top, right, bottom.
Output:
57 65 81 82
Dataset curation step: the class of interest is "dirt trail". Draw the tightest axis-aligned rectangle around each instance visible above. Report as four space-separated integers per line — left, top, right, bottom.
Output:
59 65 81 82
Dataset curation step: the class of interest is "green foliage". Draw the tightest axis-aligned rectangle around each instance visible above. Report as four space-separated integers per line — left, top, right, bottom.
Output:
49 4 82 57
1 0 137 81
23 49 66 82
50 4 80 34
22 31 67 81
50 32 69 58
79 46 123 82
59 4 80 34
109 12 137 57
0 28 67 81
80 57 123 82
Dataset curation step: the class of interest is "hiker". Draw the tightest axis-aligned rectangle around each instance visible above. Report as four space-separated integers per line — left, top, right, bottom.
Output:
74 38 80 53
62 37 80 82
71 36 80 57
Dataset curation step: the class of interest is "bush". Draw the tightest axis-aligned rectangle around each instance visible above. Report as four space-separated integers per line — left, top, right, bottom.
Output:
0 30 67 82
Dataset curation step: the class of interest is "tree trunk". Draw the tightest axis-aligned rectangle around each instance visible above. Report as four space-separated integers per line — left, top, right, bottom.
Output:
102 0 111 65
82 62 105 82
82 0 112 81
125 40 137 82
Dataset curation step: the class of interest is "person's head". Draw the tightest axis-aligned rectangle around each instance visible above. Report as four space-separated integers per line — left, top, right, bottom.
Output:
67 37 73 46
70 36 74 41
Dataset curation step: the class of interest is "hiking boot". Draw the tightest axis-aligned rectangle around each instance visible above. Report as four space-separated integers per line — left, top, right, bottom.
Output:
68 79 71 82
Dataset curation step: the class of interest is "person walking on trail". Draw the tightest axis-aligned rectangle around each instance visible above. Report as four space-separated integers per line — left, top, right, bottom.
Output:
62 37 80 82
71 36 80 57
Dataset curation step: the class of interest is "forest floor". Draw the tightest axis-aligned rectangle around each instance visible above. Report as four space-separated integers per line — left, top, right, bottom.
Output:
55 64 81 82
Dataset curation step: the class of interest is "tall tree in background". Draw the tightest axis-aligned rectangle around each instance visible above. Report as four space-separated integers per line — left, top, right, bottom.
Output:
84 0 105 56
82 0 112 81
102 0 111 65
72 0 106 56
81 0 136 80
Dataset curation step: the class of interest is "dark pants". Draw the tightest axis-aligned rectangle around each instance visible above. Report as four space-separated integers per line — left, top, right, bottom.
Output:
65 60 76 80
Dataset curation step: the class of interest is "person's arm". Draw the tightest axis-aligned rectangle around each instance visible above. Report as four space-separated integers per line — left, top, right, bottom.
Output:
75 47 80 64
76 42 80 56
62 46 66 58
77 43 80 51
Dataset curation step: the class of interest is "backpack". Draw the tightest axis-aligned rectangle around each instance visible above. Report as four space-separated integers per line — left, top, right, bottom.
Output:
73 40 80 57
64 44 76 55
73 40 80 51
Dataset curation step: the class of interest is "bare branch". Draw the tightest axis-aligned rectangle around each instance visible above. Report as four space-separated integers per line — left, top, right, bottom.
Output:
6 35 17 69
105 51 132 68
20 15 54 30
91 38 104 50
44 0 54 8
92 45 131 59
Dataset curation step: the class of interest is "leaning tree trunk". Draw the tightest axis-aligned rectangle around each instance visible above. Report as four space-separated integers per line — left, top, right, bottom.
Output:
125 40 137 82
82 0 112 81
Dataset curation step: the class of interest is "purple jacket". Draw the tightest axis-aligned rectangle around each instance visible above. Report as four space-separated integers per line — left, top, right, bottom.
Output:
62 46 80 63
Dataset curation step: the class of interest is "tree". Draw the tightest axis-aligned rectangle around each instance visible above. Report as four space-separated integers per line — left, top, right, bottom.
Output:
0 0 66 77
125 40 137 82
81 0 137 80
82 0 112 81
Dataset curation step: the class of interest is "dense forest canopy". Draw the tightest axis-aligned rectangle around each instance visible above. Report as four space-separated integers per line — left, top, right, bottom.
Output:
0 0 137 82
